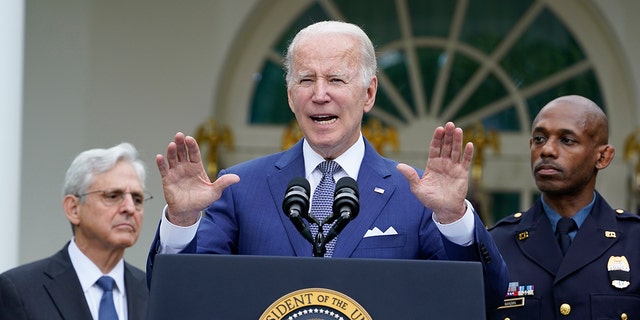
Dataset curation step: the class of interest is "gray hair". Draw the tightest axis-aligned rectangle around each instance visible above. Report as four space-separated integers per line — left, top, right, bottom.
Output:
63 142 146 201
284 21 377 88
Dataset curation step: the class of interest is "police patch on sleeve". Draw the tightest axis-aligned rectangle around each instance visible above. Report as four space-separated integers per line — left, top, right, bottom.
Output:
607 256 631 289
260 288 372 320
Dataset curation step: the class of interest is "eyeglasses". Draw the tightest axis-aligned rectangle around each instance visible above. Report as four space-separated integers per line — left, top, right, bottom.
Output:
77 189 153 210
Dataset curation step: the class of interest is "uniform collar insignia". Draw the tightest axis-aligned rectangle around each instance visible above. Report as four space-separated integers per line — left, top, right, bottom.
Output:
518 231 529 240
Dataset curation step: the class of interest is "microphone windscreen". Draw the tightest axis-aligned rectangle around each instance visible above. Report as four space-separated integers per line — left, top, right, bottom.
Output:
287 176 310 194
335 176 358 197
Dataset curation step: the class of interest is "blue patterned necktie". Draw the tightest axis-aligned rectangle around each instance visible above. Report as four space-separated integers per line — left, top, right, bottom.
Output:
96 276 119 320
310 160 340 257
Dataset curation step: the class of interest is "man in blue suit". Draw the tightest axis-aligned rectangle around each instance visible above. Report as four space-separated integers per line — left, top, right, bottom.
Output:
147 20 508 309
488 95 640 319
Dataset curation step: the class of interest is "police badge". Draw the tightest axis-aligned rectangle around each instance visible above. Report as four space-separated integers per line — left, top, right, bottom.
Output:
607 256 631 289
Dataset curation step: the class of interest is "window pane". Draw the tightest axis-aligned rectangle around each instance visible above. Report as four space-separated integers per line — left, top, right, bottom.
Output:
501 8 586 87
526 70 606 119
483 107 520 132
460 0 534 54
378 49 416 118
416 48 443 114
442 53 480 116
334 0 401 45
408 0 456 38
249 61 291 124
453 74 508 120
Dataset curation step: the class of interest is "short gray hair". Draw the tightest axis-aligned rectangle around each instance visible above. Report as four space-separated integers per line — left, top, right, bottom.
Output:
63 142 146 200
284 21 377 88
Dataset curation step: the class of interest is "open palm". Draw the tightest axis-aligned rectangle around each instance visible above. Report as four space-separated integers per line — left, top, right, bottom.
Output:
397 122 473 223
156 132 239 226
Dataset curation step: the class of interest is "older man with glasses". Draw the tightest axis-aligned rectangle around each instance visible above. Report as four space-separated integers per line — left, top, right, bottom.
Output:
0 142 150 320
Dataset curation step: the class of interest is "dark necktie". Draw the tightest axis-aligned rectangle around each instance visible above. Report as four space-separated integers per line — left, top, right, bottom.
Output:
556 217 577 256
310 160 340 257
96 276 119 320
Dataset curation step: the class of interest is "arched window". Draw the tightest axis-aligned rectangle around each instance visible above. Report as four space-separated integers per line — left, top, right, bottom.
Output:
214 0 634 224
250 0 603 132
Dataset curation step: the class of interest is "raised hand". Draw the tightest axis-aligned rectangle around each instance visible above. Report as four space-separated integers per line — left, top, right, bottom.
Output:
156 132 240 226
397 122 473 223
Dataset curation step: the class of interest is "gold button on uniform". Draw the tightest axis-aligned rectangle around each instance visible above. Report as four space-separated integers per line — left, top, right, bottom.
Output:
559 303 571 315
504 318 511 320
621 313 627 320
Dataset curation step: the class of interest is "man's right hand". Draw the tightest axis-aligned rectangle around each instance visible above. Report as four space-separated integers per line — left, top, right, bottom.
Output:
156 132 240 226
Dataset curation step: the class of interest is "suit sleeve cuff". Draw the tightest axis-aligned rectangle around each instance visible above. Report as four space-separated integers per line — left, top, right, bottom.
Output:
433 199 475 246
158 204 201 253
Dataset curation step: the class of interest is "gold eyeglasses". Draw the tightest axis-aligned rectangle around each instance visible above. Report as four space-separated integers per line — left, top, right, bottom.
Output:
77 189 153 210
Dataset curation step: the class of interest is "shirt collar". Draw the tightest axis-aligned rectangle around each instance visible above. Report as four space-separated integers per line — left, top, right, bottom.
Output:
542 191 596 232
302 134 364 180
68 238 125 293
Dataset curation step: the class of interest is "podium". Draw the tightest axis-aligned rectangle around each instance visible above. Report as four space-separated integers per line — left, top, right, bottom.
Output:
147 254 486 319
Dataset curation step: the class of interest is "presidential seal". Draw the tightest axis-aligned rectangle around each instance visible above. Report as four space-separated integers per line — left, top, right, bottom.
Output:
260 288 372 320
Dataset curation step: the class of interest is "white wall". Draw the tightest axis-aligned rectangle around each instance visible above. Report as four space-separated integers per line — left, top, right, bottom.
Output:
20 0 92 270
19 0 258 270
593 0 640 122
0 0 24 272
14 0 640 272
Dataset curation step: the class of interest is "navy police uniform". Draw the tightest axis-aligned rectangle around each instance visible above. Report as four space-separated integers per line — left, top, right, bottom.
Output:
488 192 640 319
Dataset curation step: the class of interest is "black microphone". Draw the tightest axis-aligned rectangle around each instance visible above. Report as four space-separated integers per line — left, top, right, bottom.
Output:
322 177 359 246
282 177 314 244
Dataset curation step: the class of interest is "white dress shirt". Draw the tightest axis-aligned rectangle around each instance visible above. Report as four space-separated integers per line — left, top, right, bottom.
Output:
68 238 128 320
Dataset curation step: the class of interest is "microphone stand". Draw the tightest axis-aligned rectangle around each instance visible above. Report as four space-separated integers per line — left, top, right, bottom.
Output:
312 224 326 257
311 176 360 257
284 177 359 258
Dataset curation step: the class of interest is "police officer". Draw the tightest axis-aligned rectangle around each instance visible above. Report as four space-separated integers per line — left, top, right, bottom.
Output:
488 95 640 319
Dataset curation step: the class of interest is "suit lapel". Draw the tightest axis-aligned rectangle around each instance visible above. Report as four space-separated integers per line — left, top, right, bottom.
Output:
267 141 310 256
44 244 93 320
267 139 395 257
555 195 620 283
333 141 394 257
516 202 564 276
125 263 149 320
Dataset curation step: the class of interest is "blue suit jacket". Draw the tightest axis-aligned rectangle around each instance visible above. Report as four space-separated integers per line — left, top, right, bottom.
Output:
488 192 640 319
0 242 148 320
148 138 508 309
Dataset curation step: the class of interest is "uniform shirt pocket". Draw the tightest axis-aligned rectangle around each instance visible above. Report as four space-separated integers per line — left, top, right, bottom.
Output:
591 293 640 319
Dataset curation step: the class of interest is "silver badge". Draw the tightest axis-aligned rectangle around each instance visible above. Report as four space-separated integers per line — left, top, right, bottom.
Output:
607 256 630 289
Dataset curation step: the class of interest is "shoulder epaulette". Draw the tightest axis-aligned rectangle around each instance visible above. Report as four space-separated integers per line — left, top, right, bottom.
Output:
489 212 525 229
614 208 640 221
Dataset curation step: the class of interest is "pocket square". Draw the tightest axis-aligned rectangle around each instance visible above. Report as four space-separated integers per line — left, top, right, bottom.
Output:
363 226 398 238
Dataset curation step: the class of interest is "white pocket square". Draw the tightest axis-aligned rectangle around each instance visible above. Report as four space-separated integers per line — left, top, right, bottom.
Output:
363 226 398 238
